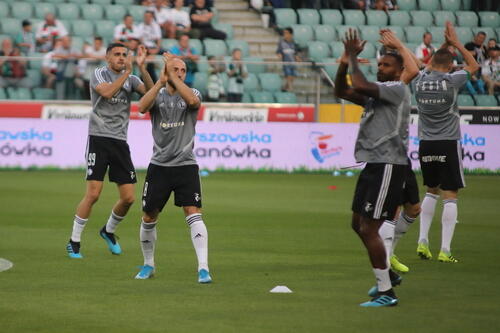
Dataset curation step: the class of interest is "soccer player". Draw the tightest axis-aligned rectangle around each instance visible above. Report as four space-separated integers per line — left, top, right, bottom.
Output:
414 22 479 263
134 53 211 284
334 29 418 307
66 43 154 259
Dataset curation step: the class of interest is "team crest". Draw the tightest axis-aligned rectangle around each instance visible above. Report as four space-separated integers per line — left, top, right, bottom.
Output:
194 193 201 202
87 168 93 176
130 171 135 179
364 202 373 212
178 100 186 109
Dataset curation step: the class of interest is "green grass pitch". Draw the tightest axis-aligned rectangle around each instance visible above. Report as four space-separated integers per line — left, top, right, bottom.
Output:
0 171 499 332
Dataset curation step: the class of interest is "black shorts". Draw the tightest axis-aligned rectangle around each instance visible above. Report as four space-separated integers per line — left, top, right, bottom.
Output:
352 163 406 220
401 162 420 205
142 164 202 213
85 135 137 184
419 140 465 191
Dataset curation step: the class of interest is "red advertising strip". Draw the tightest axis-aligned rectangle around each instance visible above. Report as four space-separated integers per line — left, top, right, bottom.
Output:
268 106 315 122
0 103 43 118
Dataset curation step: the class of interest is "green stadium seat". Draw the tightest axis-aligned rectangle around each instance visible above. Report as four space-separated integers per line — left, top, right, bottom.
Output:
0 34 10 44
366 10 388 26
26 69 42 87
203 39 227 56
17 87 32 100
129 5 146 22
211 7 219 24
322 58 339 78
251 91 275 103
243 73 259 91
457 94 475 107
441 0 461 11
291 24 314 48
433 11 456 26
81 4 104 21
406 42 418 53
227 40 250 57
57 3 80 20
359 42 376 59
428 27 445 44
190 39 203 55
213 23 233 40
388 10 411 27
0 88 7 100
342 10 365 26
6 87 19 100
72 20 94 38
0 18 21 38
92 0 112 4
474 95 498 106
220 71 228 90
472 27 495 40
418 0 440 11
0 3 10 17
360 25 380 44
274 9 297 29
330 41 344 58
106 5 127 22
115 0 134 5
456 27 473 44
411 94 417 106
29 52 44 70
496 28 500 40
95 20 116 42
192 72 208 96
381 26 405 42
245 57 266 74
314 25 336 43
196 56 208 73
44 0 70 3
161 38 178 51
33 88 55 100
336 25 358 41
241 93 251 103
478 11 499 28
10 2 33 20
456 11 478 27
369 62 378 74
307 41 330 62
320 9 343 26
71 36 85 51
274 91 297 104
405 26 426 43
358 63 371 76
258 73 282 92
297 9 320 25
35 3 56 19
365 73 377 82
410 11 433 27
397 0 417 11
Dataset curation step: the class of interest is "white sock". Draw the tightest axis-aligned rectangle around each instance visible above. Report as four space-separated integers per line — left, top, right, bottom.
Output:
140 219 157 267
105 211 124 233
71 215 88 242
379 220 396 266
419 193 439 244
441 199 458 253
392 212 416 254
373 267 391 292
186 213 208 271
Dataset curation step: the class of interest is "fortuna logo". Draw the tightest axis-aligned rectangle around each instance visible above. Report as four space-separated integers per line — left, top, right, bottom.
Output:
194 193 200 202
365 202 373 212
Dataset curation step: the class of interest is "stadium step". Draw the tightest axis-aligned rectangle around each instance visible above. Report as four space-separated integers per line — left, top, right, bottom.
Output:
220 10 257 21
216 1 249 10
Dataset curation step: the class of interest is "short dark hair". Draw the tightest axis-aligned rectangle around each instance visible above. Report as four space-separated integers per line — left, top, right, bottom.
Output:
22 20 31 27
123 14 132 20
423 32 432 38
94 36 103 41
106 43 127 54
384 52 404 67
431 48 454 67
477 31 487 37
232 48 241 54
145 10 155 16
284 27 293 35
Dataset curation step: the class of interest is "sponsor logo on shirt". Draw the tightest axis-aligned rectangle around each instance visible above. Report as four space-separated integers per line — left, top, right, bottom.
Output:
160 121 185 129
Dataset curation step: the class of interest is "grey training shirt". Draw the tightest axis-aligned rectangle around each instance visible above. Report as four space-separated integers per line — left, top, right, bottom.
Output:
413 69 469 141
149 87 202 167
89 66 143 141
354 81 411 165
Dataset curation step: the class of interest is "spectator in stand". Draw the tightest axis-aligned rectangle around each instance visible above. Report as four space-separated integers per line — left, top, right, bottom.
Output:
416 32 435 65
78 36 107 99
342 0 366 9
0 38 32 89
185 0 214 6
206 55 225 101
114 15 140 46
169 34 199 87
170 0 192 38
486 38 498 53
465 31 487 65
137 11 162 55
42 39 63 89
15 20 35 56
465 49 486 95
226 48 248 102
141 0 154 6
149 0 174 38
35 13 68 53
482 46 500 95
51 36 82 99
190 0 226 40
277 27 301 92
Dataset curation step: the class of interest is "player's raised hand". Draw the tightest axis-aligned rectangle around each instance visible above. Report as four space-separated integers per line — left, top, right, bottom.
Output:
135 45 148 67
343 29 366 56
159 53 169 85
444 21 459 47
164 52 177 75
379 29 404 50
125 51 134 73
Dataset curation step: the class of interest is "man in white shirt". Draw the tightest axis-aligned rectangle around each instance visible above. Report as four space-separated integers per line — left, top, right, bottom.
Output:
78 36 107 99
415 32 435 65
482 46 500 95
136 11 162 55
149 0 174 38
35 13 68 53
169 0 192 38
114 15 140 45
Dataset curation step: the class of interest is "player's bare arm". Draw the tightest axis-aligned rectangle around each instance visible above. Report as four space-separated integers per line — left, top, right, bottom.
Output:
95 52 133 99
444 21 479 75
379 30 419 84
138 62 167 114
135 44 155 93
166 54 201 109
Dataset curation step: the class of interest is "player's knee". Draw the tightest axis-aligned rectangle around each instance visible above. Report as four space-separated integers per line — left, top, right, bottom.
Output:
142 213 157 223
121 194 135 207
85 192 100 204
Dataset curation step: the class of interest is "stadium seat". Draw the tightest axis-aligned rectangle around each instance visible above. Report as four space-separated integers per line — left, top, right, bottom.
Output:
0 3 10 17
241 93 252 103
474 95 498 107
72 20 94 38
369 62 378 74
291 24 314 48
92 0 112 4
44 0 67 3
360 25 380 44
115 0 134 5
203 39 227 56
0 18 21 38
161 38 178 51
428 27 445 44
359 42 376 59
10 2 33 20
129 5 147 22
319 9 343 26
314 25 336 43
406 42 418 53
0 34 10 44
57 3 80 20
388 10 411 27
258 73 282 92
226 40 250 57
6 87 19 100
29 52 44 70
495 28 500 40
342 10 365 26
33 88 55 100
243 73 259 91
307 41 330 62
106 5 127 22
195 56 208 73
95 20 116 42
26 69 42 87
365 73 377 82
457 94 475 107
433 11 456 26
71 36 84 51
0 88 6 100
251 91 275 103
213 23 233 40
245 57 266 74
410 11 433 27
336 25 358 41
478 11 499 28
274 91 297 104
322 57 339 78
192 72 208 96
190 39 203 55
441 0 461 11
456 27 473 44
211 7 219 24
456 11 478 27
397 0 417 11
81 4 104 21
411 94 417 106
17 87 32 100
405 26 426 43
418 0 440 11
366 10 388 26
274 9 297 29
35 3 56 20
330 41 344 58
297 9 320 25
358 63 371 75
381 26 405 42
